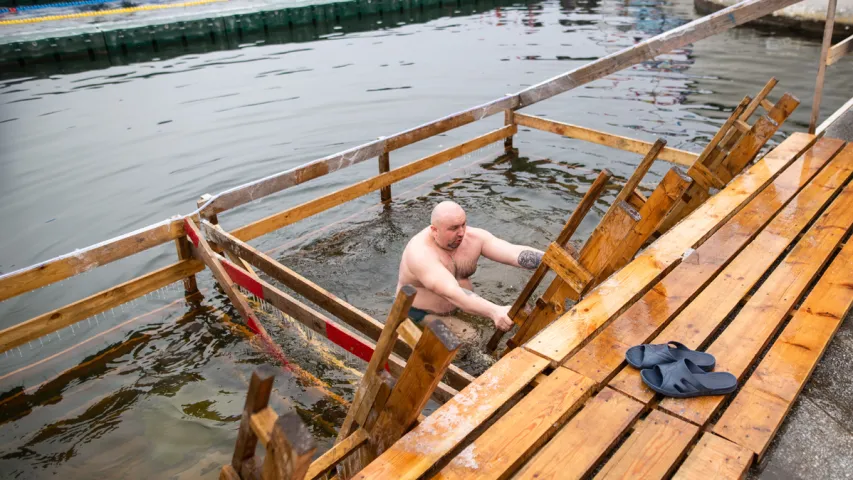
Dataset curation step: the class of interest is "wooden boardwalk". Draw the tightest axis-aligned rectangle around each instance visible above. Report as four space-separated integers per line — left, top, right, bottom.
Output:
352 133 853 479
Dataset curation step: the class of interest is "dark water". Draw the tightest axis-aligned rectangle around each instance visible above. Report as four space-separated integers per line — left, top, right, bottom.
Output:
0 0 851 477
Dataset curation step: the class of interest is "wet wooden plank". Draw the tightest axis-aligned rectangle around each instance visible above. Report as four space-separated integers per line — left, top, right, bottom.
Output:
710 235 853 459
515 114 695 166
595 409 699 480
523 132 813 366
434 367 596 480
233 366 277 477
515 388 645 480
609 141 853 403
672 433 752 480
250 406 278 447
351 348 549 480
562 136 842 387
0 218 185 303
659 178 853 426
0 259 204 354
231 126 515 242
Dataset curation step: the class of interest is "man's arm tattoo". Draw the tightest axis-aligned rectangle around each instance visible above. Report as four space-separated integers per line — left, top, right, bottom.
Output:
461 288 481 298
517 250 543 270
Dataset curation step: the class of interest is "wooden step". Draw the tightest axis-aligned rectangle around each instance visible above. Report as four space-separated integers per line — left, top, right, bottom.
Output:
515 388 645 480
564 136 842 386
711 238 853 459
609 143 853 403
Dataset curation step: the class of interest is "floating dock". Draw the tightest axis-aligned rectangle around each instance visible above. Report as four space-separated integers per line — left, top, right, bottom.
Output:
0 0 510 67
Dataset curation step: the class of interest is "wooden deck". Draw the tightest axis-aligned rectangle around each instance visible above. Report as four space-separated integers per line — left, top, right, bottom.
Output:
352 133 853 480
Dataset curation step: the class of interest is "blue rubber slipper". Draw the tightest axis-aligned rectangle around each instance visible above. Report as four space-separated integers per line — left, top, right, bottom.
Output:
640 358 737 398
625 341 715 371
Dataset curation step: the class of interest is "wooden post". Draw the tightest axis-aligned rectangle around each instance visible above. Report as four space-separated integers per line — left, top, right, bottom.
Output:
261 413 317 480
232 366 277 479
174 235 199 295
504 109 515 153
336 285 417 443
365 317 461 459
809 0 838 133
378 152 392 203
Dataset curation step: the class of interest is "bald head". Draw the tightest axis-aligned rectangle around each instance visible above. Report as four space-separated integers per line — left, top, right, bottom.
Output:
429 201 467 250
431 201 466 227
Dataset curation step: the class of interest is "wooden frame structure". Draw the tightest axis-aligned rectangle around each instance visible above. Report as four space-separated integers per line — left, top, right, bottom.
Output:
0 1 837 476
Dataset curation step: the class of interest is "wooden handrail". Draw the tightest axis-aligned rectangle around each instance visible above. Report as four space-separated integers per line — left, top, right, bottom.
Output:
0 217 186 303
514 114 697 166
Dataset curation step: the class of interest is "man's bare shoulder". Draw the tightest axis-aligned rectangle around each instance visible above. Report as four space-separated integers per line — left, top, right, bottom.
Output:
465 227 495 243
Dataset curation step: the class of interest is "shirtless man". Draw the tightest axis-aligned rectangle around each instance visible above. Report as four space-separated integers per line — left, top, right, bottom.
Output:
396 201 547 343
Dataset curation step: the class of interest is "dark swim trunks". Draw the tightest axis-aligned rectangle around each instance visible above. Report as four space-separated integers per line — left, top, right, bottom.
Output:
408 306 430 324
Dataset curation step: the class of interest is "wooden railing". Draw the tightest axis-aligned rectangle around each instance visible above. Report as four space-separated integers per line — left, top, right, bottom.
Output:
0 0 810 403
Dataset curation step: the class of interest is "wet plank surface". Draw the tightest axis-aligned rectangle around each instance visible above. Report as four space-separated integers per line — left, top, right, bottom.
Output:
711 237 853 459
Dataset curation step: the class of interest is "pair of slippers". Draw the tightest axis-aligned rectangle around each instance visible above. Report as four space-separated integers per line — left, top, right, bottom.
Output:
625 341 737 398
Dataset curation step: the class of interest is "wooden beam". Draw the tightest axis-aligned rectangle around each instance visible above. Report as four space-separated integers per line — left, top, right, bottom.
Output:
827 33 853 66
0 218 185 303
231 126 515 242
541 242 593 294
687 162 725 190
233 366 277 478
306 428 369 480
515 113 696 166
262 413 317 480
810 0 838 132
251 406 279 447
337 286 417 443
367 317 462 458
174 235 199 295
0 259 203 354
204 223 474 393
691 96 752 168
